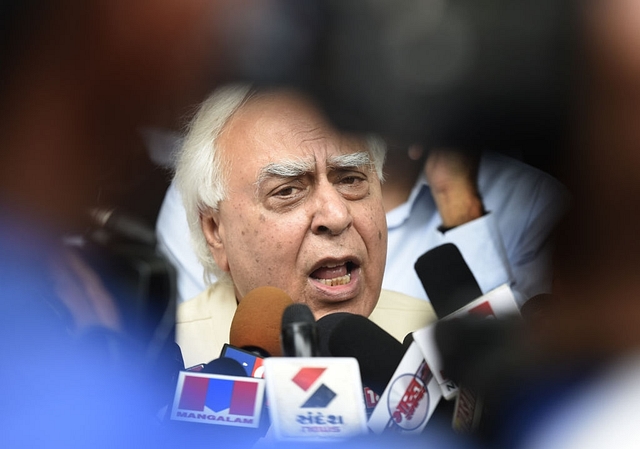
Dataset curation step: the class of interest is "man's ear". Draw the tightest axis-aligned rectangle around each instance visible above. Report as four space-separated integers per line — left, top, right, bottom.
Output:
200 210 230 272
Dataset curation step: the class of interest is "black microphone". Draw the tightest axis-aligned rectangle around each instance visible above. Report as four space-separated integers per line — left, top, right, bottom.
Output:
415 243 483 318
89 207 157 246
316 312 352 357
280 303 320 357
200 357 248 377
403 332 414 349
316 313 406 396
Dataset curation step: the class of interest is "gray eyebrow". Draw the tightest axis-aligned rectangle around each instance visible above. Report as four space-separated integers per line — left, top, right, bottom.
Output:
255 151 371 189
257 158 315 183
328 152 371 169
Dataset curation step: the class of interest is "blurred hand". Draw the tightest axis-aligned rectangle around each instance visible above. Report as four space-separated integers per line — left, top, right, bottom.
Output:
50 250 122 333
425 148 484 229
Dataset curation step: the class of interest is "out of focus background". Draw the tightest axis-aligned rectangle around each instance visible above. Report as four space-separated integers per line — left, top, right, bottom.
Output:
3 0 640 447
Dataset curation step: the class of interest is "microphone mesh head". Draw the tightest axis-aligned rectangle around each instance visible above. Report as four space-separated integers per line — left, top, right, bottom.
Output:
316 312 353 356
415 243 482 318
229 286 293 357
325 314 405 395
281 303 315 327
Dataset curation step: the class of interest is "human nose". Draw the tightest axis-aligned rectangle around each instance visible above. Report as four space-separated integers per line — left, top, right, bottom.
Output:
310 182 353 236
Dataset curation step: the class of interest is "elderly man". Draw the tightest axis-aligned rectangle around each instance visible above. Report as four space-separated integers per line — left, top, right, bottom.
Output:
159 128 569 313
173 85 435 367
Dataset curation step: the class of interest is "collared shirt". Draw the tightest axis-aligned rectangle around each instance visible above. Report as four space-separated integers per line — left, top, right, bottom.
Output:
176 282 436 369
384 152 570 307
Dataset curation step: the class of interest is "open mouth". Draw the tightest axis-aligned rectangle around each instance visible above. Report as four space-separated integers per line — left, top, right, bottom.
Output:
310 261 357 287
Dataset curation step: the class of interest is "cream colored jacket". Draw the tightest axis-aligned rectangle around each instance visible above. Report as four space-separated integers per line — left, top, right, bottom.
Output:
176 282 437 369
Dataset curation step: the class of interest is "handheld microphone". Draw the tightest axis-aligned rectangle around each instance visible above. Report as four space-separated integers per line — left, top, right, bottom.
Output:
229 286 293 357
403 332 415 349
220 344 265 378
316 313 406 396
264 314 370 441
415 243 483 318
280 303 320 357
367 340 442 435
413 244 522 435
169 356 267 434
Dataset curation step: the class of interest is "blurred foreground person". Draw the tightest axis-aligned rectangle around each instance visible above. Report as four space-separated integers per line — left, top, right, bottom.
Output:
434 2 640 448
524 1 640 447
0 1 252 447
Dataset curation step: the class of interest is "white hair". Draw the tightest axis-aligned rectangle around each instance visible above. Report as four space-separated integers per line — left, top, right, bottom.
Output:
174 84 387 285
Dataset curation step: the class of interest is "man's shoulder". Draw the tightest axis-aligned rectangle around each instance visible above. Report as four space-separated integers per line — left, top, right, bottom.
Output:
480 152 565 191
479 151 570 215
175 282 237 368
176 282 237 323
369 289 437 342
375 289 435 312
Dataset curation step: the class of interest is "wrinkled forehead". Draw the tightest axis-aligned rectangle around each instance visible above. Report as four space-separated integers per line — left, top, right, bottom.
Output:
234 91 362 149
219 90 372 177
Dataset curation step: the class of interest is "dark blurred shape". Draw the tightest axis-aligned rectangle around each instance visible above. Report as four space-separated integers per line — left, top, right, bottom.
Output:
67 210 177 361
520 293 555 324
435 316 531 444
434 313 601 448
436 316 525 395
238 0 579 157
0 1 255 447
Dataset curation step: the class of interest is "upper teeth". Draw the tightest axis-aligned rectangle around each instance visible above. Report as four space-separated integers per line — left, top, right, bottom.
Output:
325 262 343 268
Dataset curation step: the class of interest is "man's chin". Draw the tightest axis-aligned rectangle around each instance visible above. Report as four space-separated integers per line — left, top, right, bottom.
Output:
309 298 376 321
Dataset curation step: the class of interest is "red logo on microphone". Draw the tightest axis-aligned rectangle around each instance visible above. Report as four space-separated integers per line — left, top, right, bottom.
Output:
386 361 432 431
292 367 336 408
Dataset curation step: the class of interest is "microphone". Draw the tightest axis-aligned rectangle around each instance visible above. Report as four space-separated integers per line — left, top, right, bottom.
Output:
367 339 442 435
168 355 268 438
280 303 320 357
316 312 352 357
229 286 293 357
89 207 157 246
414 243 483 318
316 313 406 397
413 243 522 436
200 357 248 377
219 344 265 378
263 312 370 441
403 332 414 349
434 314 530 439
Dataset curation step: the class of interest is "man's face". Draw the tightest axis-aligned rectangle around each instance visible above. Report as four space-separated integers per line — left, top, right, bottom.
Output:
201 91 387 319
